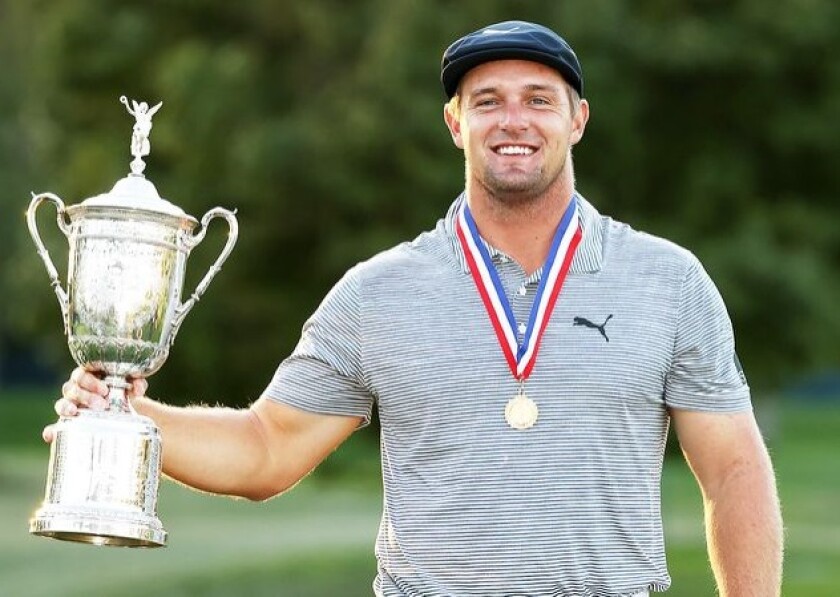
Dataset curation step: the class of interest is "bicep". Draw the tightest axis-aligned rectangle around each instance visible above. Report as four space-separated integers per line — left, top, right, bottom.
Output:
670 408 772 498
249 396 363 494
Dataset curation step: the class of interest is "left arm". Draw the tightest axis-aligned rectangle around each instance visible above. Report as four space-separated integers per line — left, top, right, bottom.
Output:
671 408 783 596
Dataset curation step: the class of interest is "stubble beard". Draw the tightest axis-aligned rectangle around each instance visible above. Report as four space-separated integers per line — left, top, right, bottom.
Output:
472 153 568 207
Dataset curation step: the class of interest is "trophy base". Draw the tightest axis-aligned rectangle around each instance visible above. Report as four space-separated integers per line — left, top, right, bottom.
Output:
30 508 166 547
29 409 167 548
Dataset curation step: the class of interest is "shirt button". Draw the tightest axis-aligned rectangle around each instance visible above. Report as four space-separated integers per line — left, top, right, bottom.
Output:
518 323 527 334
517 286 527 296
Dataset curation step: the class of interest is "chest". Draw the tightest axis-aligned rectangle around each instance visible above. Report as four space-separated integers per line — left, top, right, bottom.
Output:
363 269 677 442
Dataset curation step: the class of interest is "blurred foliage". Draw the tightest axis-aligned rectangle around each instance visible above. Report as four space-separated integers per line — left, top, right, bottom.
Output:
1 0 838 405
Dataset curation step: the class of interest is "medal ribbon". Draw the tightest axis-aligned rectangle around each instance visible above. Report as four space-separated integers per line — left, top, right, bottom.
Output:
456 196 582 381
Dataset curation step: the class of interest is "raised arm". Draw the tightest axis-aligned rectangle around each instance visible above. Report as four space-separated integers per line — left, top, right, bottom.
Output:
46 367 362 501
671 408 783 596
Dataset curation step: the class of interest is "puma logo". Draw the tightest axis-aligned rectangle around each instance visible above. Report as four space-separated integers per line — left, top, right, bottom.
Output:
573 315 613 343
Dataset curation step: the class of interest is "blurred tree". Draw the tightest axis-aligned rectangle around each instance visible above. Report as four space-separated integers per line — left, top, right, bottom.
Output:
0 0 67 383
1 0 838 402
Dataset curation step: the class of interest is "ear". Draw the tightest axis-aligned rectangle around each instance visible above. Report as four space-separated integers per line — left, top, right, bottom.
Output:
569 99 590 146
443 103 464 149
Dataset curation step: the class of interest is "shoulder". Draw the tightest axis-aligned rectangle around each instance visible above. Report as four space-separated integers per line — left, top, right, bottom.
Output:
319 223 458 330
595 212 728 322
344 222 456 290
602 214 699 280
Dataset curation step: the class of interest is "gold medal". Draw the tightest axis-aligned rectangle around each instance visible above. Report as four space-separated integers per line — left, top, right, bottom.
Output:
457 199 581 436
505 393 539 430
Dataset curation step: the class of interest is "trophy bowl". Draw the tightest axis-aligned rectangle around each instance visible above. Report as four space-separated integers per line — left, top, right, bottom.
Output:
26 97 238 547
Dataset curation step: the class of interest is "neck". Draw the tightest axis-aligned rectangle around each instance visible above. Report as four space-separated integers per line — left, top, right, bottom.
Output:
465 178 575 275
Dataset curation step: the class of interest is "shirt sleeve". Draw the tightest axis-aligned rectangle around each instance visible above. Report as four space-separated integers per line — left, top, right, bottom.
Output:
263 265 374 425
664 255 752 412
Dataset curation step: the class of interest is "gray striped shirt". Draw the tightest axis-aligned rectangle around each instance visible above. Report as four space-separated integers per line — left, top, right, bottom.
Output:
266 194 751 596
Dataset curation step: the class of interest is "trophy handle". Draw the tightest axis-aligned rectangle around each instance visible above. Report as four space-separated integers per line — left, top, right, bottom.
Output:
27 192 72 334
169 207 239 345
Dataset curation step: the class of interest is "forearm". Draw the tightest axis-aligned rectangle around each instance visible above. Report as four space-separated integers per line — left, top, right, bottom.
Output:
131 396 278 500
54 368 360 501
703 453 783 596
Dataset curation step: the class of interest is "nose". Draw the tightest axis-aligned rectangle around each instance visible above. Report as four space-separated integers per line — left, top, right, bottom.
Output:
499 103 528 131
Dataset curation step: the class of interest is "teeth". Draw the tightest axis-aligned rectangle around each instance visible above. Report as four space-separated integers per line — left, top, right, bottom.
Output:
497 145 534 155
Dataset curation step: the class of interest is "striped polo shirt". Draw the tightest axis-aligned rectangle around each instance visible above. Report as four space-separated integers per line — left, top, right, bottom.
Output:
266 193 751 596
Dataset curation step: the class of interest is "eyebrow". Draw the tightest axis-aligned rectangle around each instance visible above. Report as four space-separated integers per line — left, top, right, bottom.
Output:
468 83 563 97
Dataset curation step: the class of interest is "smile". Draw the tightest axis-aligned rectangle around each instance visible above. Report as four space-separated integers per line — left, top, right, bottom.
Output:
493 145 536 156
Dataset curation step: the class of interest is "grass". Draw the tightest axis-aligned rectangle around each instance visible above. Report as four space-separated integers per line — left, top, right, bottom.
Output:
0 450 381 597
0 387 56 448
1 390 838 595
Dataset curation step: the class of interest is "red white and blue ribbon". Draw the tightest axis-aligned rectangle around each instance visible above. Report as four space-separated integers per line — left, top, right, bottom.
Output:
456 196 582 381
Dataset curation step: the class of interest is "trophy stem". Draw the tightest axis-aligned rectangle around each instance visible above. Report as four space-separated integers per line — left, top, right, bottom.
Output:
103 376 132 413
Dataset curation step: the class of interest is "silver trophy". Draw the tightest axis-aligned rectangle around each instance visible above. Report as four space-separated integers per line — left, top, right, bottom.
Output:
26 97 238 547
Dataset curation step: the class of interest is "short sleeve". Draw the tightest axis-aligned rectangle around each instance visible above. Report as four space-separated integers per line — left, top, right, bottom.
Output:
664 256 752 412
263 266 374 424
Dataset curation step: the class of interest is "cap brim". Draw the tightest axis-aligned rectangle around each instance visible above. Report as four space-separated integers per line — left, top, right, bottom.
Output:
442 47 582 98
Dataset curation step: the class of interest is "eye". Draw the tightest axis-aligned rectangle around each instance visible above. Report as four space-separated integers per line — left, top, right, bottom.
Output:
474 98 499 108
529 96 551 106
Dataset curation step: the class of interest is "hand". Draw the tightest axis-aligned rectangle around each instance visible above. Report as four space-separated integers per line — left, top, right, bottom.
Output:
42 367 148 443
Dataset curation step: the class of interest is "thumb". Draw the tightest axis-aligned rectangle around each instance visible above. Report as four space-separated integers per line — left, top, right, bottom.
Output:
127 377 148 399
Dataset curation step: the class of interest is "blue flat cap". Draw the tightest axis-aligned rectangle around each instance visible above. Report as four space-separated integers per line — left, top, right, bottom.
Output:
441 21 583 99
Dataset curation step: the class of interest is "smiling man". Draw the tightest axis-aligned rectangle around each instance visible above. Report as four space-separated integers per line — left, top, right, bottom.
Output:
443 57 588 275
448 60 582 199
53 20 782 597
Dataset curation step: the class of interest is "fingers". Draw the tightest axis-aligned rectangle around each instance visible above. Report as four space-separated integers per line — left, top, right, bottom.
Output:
61 366 109 412
46 367 147 444
54 397 79 417
70 367 108 396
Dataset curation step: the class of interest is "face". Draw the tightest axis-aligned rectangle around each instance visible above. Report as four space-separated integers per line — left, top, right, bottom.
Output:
444 60 589 204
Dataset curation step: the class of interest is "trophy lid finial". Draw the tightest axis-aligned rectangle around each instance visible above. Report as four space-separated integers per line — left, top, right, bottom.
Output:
120 95 162 177
77 96 190 219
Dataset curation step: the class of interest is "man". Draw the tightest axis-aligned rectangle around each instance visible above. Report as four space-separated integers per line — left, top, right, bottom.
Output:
51 20 782 597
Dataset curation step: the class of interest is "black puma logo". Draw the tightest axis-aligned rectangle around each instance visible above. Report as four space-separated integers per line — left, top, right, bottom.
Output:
573 314 613 342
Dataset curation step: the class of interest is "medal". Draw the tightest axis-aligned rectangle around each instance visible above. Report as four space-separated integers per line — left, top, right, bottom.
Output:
456 195 582 430
505 391 539 430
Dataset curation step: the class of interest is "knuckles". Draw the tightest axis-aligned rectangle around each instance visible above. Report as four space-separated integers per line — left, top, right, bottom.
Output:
56 369 147 417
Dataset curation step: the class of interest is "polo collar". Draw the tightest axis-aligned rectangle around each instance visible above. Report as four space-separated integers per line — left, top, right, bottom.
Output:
445 192 604 276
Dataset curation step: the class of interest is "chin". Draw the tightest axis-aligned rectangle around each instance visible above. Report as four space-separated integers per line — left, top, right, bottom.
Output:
484 175 548 201
488 187 547 205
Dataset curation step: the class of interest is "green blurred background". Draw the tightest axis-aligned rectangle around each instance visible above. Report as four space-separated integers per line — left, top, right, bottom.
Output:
1 0 838 595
